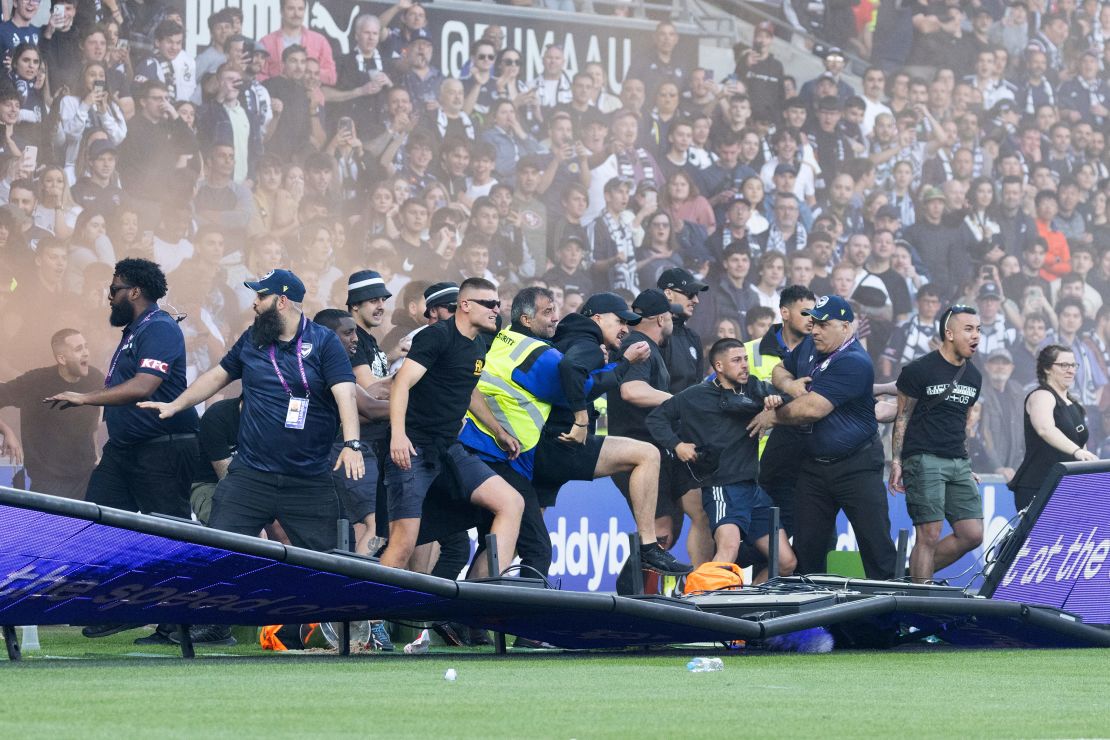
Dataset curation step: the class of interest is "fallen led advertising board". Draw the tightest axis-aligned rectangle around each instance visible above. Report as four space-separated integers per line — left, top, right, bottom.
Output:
982 461 1110 625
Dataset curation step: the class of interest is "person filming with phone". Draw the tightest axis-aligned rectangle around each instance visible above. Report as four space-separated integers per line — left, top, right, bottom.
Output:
117 79 200 206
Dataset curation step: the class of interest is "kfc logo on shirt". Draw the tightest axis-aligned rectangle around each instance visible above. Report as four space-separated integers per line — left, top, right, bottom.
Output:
140 358 170 374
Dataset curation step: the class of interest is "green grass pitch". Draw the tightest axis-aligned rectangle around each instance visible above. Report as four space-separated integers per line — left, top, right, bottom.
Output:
1 627 1109 738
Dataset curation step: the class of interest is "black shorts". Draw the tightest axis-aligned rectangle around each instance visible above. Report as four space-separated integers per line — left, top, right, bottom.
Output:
613 451 699 519
532 430 605 508
329 441 381 522
384 441 497 521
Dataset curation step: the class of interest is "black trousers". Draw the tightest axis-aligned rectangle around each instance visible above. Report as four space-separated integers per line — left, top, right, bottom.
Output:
793 437 896 580
474 461 551 579
209 462 340 552
86 436 199 517
431 530 472 580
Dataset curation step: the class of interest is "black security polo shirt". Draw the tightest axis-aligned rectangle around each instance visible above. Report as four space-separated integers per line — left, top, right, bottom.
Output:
608 331 670 443
403 318 488 446
104 306 199 445
220 316 355 477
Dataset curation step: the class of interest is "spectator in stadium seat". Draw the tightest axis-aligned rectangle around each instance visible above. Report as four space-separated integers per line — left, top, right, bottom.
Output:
133 20 196 103
979 348 1026 481
117 79 198 208
265 45 325 160
258 0 336 85
325 14 390 135
1033 189 1072 280
1009 312 1046 388
196 65 262 182
903 186 974 300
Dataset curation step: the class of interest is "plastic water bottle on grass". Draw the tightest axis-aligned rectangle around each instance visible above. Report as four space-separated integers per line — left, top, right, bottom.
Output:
20 626 40 651
686 657 724 672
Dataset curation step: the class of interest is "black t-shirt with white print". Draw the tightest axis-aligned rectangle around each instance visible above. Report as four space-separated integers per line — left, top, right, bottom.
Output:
896 350 982 460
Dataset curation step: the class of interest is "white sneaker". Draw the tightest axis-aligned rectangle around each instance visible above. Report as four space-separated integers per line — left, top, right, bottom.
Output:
403 628 431 654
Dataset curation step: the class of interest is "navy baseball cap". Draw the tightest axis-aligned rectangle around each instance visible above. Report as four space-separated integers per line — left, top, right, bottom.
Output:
244 269 306 302
581 292 641 324
803 294 855 322
632 288 683 318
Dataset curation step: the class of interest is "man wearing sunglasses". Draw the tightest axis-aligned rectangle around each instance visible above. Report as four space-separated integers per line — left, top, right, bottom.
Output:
44 258 202 639
382 277 523 574
889 305 984 584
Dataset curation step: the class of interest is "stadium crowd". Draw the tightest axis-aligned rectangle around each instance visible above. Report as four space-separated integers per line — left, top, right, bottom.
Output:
0 0 1107 644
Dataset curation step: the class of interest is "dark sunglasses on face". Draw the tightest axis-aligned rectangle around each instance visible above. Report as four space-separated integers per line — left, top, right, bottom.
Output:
477 54 495 61
467 298 501 309
501 58 520 66
108 283 133 297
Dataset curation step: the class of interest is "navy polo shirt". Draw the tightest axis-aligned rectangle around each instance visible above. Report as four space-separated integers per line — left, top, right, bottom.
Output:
784 334 877 459
105 306 199 445
220 316 355 477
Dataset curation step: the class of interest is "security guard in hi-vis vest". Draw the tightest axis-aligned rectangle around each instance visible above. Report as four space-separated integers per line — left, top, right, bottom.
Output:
743 285 815 539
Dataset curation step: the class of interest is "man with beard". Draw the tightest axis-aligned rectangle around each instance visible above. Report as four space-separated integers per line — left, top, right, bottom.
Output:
531 292 692 576
890 306 984 583
381 278 523 573
0 329 103 499
138 269 364 554
44 259 202 640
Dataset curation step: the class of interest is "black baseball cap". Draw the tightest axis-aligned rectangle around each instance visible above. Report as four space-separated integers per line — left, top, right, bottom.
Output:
581 292 641 324
658 267 709 294
773 163 797 177
423 281 459 317
632 288 683 318
244 269 306 302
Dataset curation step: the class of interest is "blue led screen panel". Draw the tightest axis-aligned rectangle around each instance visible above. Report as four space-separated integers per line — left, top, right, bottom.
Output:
985 463 1110 625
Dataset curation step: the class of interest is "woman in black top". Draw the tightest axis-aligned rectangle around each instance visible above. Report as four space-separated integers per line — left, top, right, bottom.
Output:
1009 344 1099 510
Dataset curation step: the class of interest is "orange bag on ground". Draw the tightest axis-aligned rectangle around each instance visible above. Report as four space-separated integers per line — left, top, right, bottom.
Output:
682 562 745 595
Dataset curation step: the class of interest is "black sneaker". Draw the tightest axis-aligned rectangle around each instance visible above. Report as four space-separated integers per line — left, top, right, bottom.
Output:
169 625 236 647
466 627 492 647
370 621 394 652
81 623 144 639
512 636 556 649
134 624 177 645
640 544 693 575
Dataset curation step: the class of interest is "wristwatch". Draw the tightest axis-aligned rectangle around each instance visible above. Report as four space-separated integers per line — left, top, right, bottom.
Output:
343 440 364 452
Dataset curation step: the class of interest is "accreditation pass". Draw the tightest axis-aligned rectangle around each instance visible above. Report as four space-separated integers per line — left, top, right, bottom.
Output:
285 397 309 429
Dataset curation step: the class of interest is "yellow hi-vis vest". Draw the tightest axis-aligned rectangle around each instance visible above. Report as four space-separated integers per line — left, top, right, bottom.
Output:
744 336 782 458
465 329 551 452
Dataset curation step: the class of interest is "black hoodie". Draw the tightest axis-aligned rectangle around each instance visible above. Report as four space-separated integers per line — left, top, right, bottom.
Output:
546 312 629 431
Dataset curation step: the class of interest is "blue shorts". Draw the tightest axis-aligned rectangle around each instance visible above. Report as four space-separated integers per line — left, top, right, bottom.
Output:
702 481 774 541
384 441 497 521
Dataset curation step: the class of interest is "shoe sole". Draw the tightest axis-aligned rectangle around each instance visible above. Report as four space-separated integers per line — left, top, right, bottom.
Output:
133 635 176 646
170 638 238 647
